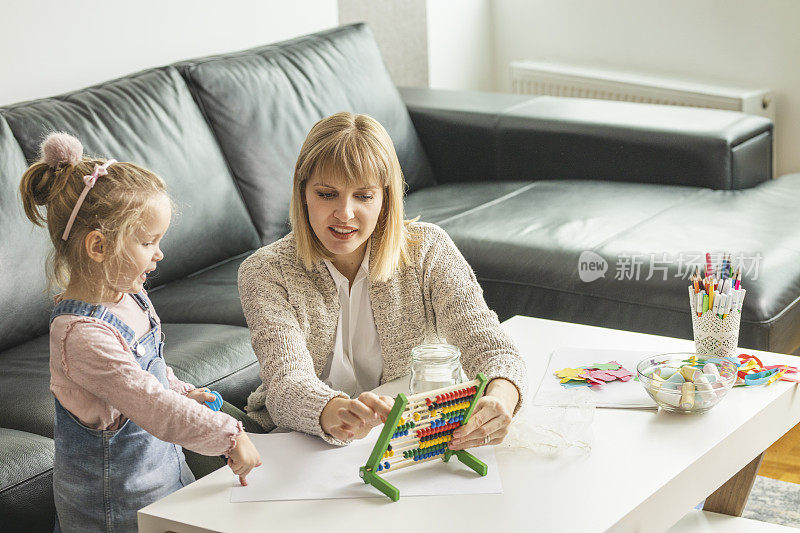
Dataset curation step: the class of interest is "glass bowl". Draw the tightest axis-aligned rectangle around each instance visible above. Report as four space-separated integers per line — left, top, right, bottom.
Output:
637 353 737 414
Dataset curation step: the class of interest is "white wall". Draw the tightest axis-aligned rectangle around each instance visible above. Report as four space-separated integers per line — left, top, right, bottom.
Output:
491 0 800 176
338 0 493 91
0 0 338 106
427 0 493 91
338 0 429 87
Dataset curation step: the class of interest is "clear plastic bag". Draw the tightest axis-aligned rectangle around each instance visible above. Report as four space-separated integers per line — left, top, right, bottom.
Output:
496 388 595 457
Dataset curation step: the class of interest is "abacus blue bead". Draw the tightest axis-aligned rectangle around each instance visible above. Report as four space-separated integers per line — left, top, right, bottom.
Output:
384 461 390 469
377 464 383 471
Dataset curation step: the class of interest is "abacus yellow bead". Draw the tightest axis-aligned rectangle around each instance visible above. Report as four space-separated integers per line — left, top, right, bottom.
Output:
413 412 420 421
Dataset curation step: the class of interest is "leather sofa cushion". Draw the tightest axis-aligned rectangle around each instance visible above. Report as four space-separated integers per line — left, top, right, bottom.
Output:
177 23 436 244
0 117 53 352
410 177 800 354
148 253 251 327
0 336 52 438
160 324 259 410
0 323 258 438
0 429 55 532
406 181 535 225
1 67 260 291
498 97 773 189
401 87 773 190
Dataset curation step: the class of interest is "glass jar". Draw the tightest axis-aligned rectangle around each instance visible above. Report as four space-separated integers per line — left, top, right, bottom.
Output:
409 343 463 395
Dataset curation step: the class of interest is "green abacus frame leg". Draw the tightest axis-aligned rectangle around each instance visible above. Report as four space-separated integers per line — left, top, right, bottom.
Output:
443 449 488 476
359 467 400 502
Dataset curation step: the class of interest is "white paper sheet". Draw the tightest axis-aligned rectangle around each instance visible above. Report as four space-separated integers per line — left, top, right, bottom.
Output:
537 347 661 409
230 429 502 502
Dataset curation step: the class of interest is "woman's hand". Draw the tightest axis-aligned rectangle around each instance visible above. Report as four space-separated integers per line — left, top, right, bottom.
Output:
448 378 519 450
228 432 262 486
320 392 394 441
186 387 217 405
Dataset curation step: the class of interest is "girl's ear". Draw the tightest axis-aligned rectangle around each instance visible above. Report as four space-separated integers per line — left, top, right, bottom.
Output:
84 230 106 263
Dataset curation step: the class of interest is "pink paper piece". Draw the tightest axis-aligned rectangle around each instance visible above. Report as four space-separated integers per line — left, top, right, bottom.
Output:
580 369 616 383
605 368 634 381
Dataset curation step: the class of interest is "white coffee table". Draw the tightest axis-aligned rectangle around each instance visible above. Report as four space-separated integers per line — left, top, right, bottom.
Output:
139 316 800 532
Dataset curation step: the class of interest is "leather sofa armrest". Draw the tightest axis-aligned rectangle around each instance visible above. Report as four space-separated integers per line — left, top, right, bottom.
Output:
400 87 773 190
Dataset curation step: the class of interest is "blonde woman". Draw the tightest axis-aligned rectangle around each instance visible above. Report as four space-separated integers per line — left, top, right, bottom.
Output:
239 112 527 448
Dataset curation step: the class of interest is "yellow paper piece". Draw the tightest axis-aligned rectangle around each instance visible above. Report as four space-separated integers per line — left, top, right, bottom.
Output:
555 367 587 383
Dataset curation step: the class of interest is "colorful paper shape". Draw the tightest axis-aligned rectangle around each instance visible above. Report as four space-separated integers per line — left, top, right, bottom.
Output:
555 367 587 383
556 361 635 389
591 362 622 371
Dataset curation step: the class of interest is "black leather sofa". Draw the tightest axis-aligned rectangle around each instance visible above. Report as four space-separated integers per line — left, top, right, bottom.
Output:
1 23 797 531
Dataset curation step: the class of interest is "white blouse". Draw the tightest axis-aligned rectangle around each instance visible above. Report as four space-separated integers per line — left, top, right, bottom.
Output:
320 241 384 397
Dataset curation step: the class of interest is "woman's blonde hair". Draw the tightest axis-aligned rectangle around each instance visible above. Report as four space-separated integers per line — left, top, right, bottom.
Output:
19 134 169 292
290 112 413 282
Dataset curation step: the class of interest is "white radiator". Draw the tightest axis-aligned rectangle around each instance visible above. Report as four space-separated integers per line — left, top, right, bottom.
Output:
510 60 775 121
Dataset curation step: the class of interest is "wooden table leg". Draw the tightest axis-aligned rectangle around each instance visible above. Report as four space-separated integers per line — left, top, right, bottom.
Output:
703 452 764 516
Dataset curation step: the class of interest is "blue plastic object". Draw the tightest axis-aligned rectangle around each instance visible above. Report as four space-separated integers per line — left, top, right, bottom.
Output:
205 390 223 411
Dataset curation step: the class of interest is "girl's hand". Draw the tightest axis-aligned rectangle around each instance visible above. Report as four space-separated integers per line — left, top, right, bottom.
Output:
448 378 519 450
186 387 217 405
228 433 262 486
320 392 394 441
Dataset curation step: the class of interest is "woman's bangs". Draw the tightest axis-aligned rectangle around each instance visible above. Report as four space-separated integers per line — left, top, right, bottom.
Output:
315 138 388 190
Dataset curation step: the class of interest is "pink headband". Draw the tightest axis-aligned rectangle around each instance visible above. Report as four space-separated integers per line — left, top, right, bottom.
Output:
61 159 117 241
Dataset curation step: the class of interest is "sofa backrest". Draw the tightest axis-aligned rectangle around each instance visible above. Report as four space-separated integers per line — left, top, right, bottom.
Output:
176 23 436 244
0 67 260 347
0 117 54 352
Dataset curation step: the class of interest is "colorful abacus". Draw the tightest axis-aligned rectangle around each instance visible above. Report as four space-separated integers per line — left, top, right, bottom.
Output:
359 374 488 501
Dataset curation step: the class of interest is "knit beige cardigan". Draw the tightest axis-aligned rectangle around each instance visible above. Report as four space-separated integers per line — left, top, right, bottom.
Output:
238 222 527 445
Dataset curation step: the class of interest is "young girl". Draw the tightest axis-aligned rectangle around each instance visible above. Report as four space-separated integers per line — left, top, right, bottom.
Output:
239 113 527 448
20 133 261 533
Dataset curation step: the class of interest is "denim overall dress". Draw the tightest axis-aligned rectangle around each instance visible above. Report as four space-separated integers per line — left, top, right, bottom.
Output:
51 292 195 533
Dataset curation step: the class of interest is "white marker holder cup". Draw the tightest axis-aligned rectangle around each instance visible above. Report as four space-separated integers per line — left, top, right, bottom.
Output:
688 287 742 357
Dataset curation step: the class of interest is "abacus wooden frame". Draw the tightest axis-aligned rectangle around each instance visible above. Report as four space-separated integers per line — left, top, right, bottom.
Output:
359 373 489 501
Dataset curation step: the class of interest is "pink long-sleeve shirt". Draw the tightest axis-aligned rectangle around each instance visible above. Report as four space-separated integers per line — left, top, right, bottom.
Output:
49 292 242 456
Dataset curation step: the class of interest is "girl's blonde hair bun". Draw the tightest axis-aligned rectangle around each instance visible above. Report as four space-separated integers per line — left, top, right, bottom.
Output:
41 132 83 168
